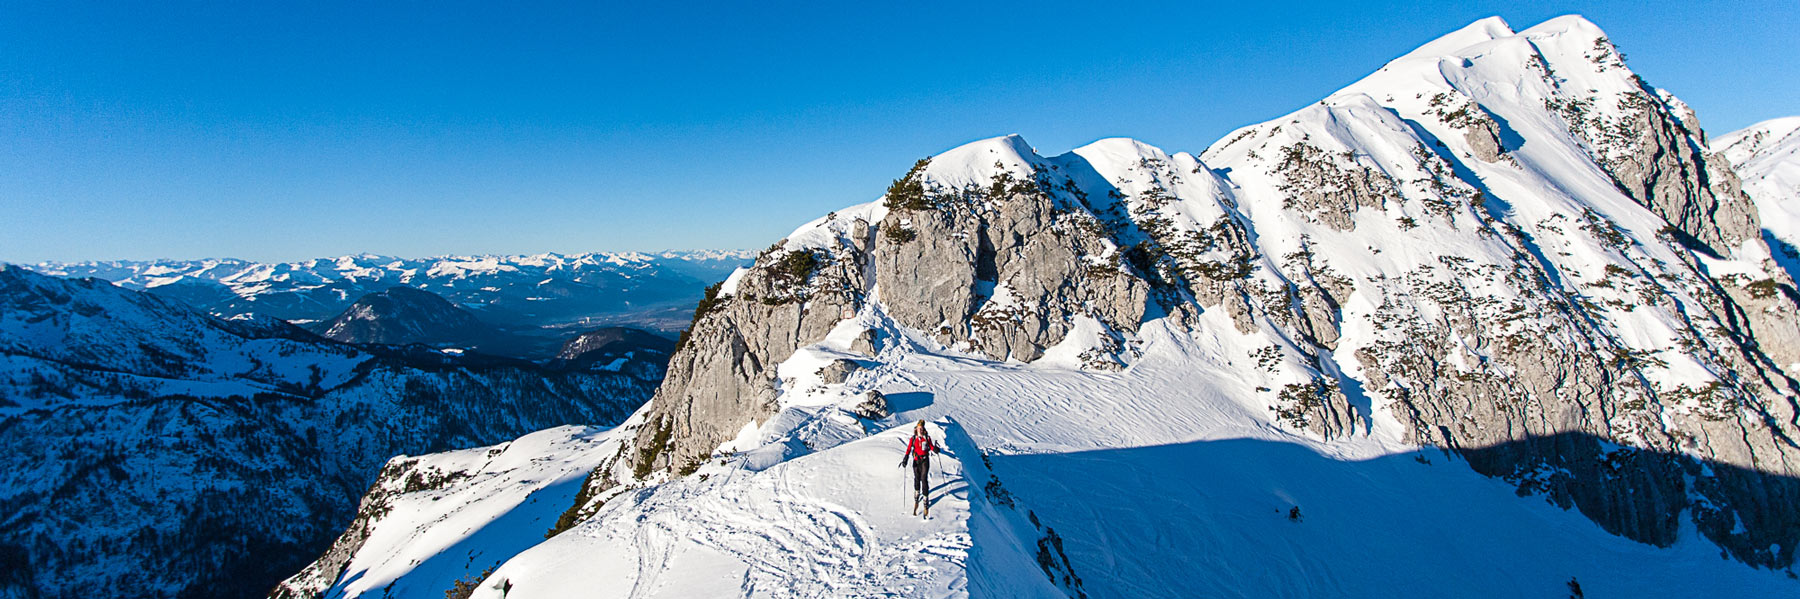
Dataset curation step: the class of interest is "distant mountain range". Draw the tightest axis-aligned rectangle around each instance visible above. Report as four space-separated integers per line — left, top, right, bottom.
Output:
26 250 753 333
308 285 679 369
0 264 667 599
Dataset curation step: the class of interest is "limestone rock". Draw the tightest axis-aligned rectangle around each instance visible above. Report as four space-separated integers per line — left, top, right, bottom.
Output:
1270 141 1399 231
850 390 891 421
871 140 1153 362
1578 88 1760 257
1463 112 1507 163
631 242 869 476
849 327 880 356
628 139 1163 477
817 358 861 385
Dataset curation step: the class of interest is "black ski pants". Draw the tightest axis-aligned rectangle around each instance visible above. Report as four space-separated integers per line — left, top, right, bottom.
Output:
911 456 930 500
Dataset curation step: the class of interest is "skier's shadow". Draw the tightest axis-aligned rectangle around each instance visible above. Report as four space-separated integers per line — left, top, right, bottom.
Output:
926 475 969 509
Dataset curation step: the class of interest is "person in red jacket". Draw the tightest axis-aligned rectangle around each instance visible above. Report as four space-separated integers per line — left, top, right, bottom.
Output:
899 420 942 517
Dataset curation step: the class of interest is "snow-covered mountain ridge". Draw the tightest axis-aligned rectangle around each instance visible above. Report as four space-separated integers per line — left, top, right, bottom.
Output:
281 15 1800 598
1718 116 1800 281
26 250 753 331
0 265 663 599
314 285 495 346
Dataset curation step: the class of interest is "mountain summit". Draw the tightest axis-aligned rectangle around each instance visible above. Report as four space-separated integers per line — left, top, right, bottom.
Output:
316 286 493 346
276 15 1800 598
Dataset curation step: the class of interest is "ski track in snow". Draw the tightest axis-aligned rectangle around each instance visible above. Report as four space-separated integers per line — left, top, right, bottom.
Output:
647 446 967 598
455 424 1040 599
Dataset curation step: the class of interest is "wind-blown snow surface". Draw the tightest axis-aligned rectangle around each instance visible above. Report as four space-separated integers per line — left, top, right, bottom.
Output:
1719 117 1800 279
300 427 624 599
281 15 1799 598
848 319 1785 597
295 415 1074 599
27 251 753 330
481 421 1061 599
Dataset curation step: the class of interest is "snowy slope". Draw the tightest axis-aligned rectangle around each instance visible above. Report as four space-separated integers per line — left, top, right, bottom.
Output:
277 427 627 599
482 420 1071 599
298 419 1078 599
821 314 1789 596
1718 116 1800 279
27 250 753 330
287 303 1793 598
280 15 1800 599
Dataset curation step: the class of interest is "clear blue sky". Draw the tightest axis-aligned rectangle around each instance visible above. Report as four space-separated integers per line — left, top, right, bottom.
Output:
3 1 1795 263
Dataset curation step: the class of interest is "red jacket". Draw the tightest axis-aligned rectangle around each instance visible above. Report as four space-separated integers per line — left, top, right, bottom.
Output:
902 434 939 465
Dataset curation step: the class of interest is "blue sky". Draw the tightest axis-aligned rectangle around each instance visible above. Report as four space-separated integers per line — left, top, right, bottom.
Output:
3 1 1795 263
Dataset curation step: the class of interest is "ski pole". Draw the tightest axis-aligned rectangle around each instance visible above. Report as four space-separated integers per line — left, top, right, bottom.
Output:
900 438 908 513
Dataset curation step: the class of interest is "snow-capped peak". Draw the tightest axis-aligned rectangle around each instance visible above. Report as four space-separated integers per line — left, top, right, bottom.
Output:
1718 116 1800 280
915 133 1045 189
1519 13 1608 40
1389 15 1515 63
1718 116 1800 169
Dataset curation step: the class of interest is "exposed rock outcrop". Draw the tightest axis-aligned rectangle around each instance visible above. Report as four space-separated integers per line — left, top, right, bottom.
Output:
630 239 870 475
870 137 1154 362
267 459 422 599
1547 35 1759 257
850 390 890 420
630 137 1166 476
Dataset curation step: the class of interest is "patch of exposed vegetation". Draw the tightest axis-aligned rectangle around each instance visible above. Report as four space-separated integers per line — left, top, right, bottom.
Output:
770 250 821 282
443 565 496 599
1428 92 1495 131
1746 278 1781 299
1271 378 1340 431
401 466 470 494
545 467 609 539
673 281 726 354
633 418 674 480
1272 140 1401 230
883 158 933 211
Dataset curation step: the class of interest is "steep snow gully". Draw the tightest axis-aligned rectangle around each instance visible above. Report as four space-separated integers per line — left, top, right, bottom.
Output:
274 15 1800 599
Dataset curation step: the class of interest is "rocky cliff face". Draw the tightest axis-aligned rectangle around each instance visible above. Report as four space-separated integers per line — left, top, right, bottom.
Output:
868 140 1156 364
608 16 1800 569
628 137 1171 478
